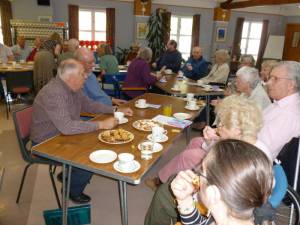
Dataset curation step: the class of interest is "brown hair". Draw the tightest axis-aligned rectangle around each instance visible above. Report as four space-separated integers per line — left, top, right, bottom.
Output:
202 139 273 220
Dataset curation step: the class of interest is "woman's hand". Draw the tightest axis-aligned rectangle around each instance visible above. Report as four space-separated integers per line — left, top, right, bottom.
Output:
203 126 220 146
171 170 197 201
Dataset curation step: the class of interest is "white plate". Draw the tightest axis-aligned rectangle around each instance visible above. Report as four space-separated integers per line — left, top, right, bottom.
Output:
171 87 180 92
135 103 148 109
113 160 141 173
118 117 128 124
147 134 168 143
138 142 163 153
173 113 192 120
89 150 117 164
185 105 200 111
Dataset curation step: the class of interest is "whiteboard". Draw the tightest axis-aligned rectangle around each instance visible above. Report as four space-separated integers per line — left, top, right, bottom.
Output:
263 35 285 59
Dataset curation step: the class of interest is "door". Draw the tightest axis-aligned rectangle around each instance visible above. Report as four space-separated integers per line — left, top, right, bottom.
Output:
283 23 300 61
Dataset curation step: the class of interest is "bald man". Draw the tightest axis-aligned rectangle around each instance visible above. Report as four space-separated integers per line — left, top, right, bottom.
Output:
182 46 209 81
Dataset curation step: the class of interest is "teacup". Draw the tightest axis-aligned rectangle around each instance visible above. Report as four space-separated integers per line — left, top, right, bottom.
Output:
165 69 172 74
141 150 152 160
151 126 166 142
187 100 197 109
177 71 184 77
186 93 195 101
118 153 135 171
140 141 153 151
135 99 147 108
114 111 124 122
173 84 180 90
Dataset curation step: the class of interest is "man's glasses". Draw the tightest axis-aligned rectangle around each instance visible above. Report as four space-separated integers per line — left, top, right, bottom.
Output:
269 75 293 83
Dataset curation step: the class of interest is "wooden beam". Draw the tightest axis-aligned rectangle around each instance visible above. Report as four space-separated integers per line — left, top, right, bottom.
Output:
221 0 300 9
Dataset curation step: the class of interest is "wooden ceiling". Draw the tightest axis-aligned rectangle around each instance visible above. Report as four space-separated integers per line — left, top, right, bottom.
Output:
220 0 300 9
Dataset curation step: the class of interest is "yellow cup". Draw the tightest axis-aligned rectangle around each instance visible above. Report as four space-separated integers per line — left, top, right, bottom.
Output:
163 104 172 116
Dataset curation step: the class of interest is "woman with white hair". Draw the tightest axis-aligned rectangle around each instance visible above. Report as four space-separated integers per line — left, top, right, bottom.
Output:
198 49 230 85
236 66 271 110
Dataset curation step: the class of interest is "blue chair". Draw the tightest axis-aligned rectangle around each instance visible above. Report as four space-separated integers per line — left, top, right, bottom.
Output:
102 73 126 98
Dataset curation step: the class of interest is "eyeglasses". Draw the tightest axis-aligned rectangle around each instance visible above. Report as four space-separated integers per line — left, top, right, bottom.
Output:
269 75 293 83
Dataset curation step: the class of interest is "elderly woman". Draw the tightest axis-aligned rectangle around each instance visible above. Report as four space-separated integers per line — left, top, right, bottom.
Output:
260 59 279 83
171 140 273 225
123 47 162 99
125 42 140 64
97 43 119 75
239 54 255 68
144 95 272 225
236 66 271 110
198 49 230 85
33 39 57 94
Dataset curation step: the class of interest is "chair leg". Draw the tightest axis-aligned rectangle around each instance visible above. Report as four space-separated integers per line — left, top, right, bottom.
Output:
16 163 32 203
49 165 62 209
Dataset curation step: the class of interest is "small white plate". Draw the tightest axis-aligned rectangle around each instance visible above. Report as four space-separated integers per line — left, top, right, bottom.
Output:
171 87 181 92
138 142 163 153
113 160 141 173
118 117 129 124
89 150 117 164
173 113 192 120
135 103 148 109
185 105 200 111
147 134 168 143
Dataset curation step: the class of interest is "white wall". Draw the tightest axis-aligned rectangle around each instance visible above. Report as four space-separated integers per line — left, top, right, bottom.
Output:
11 0 52 20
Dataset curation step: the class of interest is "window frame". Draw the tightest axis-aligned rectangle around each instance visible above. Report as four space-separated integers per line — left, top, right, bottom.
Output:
79 8 106 41
240 21 263 60
170 15 193 60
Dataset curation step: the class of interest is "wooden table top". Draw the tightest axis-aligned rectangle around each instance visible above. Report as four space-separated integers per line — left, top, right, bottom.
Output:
32 93 204 185
0 63 33 72
155 75 224 97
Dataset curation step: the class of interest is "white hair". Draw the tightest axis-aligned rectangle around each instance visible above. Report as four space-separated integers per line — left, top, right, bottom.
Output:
58 59 82 80
277 61 300 92
68 38 79 51
236 66 260 89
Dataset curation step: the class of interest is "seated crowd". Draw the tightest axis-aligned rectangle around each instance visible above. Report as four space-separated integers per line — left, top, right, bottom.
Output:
5 33 300 224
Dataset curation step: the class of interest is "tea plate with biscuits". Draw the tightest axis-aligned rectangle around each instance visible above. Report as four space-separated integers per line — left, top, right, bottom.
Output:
98 129 134 144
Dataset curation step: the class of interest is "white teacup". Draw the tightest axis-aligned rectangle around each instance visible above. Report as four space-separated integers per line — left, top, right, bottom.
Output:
151 126 166 142
118 153 135 171
141 150 152 160
187 100 197 109
114 111 124 122
186 93 195 101
135 99 147 108
178 71 184 77
173 84 180 90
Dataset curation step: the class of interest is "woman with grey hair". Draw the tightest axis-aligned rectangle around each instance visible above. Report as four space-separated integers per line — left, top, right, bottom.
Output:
123 47 162 99
236 66 271 110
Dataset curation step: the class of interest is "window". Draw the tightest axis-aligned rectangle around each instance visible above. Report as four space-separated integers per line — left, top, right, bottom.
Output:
79 9 106 41
240 21 263 60
170 15 193 60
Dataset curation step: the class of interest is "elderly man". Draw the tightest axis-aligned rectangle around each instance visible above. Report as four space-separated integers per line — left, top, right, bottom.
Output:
239 54 255 68
26 37 42 62
58 38 79 65
236 66 271 110
31 59 132 204
75 47 126 106
258 61 300 159
11 36 32 61
182 46 209 81
0 43 14 63
152 40 182 73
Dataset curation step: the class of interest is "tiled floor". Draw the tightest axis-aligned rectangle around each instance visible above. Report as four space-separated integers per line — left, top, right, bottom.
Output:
0 102 199 225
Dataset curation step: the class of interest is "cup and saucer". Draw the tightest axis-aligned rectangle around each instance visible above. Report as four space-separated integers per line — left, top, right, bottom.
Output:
113 153 141 173
135 99 148 109
114 112 128 124
138 141 163 153
171 84 180 92
185 100 200 111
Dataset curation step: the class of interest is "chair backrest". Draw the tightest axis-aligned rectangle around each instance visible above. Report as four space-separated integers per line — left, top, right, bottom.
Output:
103 73 126 98
12 106 33 162
277 137 300 193
5 71 33 93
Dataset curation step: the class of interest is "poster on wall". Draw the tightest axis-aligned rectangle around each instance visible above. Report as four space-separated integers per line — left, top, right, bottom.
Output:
216 27 227 42
136 22 148 39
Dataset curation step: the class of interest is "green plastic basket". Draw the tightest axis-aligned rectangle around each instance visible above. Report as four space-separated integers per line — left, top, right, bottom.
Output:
43 204 91 225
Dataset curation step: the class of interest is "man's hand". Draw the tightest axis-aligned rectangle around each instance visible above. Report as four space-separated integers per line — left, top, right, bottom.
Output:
112 98 127 106
98 117 118 129
118 107 133 116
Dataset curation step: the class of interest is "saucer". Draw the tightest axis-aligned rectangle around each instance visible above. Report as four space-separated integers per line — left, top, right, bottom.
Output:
147 134 168 143
138 142 163 153
135 103 148 109
118 117 129 124
185 105 200 111
89 150 117 164
113 160 141 173
171 87 180 92
173 112 192 120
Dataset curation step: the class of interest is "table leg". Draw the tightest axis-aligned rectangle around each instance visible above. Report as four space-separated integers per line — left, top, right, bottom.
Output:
118 180 128 225
62 164 72 225
205 96 210 125
185 126 191 145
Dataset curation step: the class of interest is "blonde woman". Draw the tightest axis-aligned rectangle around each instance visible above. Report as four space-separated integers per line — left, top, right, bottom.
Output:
97 43 119 75
171 139 273 225
198 49 230 85
260 60 279 83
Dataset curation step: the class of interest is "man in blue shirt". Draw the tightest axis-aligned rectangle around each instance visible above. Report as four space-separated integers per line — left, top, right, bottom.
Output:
74 47 126 106
182 46 209 81
152 40 182 73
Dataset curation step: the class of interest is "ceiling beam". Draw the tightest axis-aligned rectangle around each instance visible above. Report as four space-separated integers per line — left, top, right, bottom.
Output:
220 0 300 9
